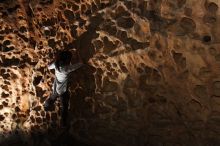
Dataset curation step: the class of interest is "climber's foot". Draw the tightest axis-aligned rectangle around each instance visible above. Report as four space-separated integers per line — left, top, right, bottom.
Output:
44 98 55 111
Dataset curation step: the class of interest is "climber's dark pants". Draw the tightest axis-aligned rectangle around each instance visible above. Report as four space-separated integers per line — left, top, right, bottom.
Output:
45 90 70 126
60 91 70 125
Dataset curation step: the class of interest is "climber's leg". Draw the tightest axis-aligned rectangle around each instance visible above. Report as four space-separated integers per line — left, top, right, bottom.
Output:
60 90 70 127
44 92 59 111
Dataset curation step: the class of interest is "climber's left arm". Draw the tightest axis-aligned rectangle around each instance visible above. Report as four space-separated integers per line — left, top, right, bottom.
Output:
68 62 84 73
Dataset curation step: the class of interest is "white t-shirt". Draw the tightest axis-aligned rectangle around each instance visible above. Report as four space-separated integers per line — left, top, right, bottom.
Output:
48 62 83 95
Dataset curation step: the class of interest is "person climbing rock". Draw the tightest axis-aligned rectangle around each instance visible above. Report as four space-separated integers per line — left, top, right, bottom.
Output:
44 50 84 128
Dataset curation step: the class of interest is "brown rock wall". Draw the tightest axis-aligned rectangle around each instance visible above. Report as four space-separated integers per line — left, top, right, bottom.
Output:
0 0 220 146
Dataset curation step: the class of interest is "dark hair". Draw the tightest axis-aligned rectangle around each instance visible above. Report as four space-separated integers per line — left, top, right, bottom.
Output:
55 50 72 71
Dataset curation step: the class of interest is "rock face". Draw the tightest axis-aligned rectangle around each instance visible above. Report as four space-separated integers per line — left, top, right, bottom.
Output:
0 0 220 146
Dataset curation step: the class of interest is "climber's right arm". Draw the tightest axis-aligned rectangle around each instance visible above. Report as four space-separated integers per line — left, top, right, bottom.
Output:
48 62 55 70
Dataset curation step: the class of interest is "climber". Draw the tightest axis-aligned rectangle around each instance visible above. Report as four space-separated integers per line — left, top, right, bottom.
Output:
44 50 84 127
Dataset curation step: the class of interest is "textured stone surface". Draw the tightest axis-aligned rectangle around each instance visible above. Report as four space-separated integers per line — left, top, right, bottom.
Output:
0 0 220 146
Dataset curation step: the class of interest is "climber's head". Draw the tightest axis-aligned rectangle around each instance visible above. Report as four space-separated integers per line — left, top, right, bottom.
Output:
55 50 72 70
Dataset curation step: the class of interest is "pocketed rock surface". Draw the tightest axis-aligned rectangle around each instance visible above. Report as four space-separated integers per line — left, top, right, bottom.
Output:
0 0 220 146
